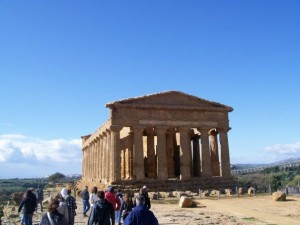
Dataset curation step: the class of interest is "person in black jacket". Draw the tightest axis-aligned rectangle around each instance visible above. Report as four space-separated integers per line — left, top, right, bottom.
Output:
133 188 151 209
39 199 68 225
18 189 37 225
88 191 115 225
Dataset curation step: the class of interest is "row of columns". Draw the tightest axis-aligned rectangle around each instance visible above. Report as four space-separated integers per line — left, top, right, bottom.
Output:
82 125 231 182
82 126 121 182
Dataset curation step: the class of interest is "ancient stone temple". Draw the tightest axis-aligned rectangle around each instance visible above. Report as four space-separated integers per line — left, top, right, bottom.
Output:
80 91 234 191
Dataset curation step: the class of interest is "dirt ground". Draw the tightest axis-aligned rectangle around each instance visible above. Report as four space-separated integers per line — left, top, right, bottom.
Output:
72 194 300 225
150 195 300 225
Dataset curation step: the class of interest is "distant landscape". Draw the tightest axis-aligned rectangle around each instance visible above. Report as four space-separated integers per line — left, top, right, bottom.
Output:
1 158 300 218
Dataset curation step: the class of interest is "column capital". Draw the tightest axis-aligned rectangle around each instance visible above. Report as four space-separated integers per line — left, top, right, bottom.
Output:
197 128 210 134
208 128 218 135
218 127 231 133
102 132 107 137
178 127 191 133
145 127 154 134
166 127 176 135
110 125 122 132
156 126 168 133
131 126 144 133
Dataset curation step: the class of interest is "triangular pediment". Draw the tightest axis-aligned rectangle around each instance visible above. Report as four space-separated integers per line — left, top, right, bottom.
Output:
106 91 233 111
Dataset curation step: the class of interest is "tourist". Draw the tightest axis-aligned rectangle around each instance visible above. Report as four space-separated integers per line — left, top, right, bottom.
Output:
64 189 77 225
105 186 121 212
61 188 68 200
133 188 151 209
39 198 68 225
55 194 69 223
18 189 37 225
123 195 158 225
81 186 90 217
36 185 44 212
115 188 123 225
89 186 99 208
142 186 150 207
120 192 134 223
88 191 115 225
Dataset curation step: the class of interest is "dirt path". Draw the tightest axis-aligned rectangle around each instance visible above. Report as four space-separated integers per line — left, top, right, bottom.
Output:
198 195 300 225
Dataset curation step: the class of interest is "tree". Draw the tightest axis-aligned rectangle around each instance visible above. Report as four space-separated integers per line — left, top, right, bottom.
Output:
48 172 65 182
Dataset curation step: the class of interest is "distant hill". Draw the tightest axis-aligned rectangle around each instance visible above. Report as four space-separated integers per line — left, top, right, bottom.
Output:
231 157 300 171
269 157 300 165
231 164 266 170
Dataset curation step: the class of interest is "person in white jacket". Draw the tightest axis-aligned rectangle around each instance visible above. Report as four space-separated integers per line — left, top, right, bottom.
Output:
89 187 99 208
55 194 69 223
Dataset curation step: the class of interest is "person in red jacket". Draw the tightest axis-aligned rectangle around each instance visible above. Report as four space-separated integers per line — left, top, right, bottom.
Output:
105 186 121 212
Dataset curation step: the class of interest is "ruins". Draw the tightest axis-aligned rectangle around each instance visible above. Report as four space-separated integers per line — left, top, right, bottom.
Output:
79 91 235 191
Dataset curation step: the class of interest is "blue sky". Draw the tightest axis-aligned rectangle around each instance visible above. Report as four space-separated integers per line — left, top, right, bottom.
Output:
0 1 300 178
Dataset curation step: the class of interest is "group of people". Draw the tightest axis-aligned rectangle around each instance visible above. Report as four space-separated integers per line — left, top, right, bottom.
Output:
18 186 77 225
82 185 158 225
18 185 158 225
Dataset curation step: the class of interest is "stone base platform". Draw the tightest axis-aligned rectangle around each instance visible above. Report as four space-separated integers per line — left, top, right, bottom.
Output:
77 177 237 193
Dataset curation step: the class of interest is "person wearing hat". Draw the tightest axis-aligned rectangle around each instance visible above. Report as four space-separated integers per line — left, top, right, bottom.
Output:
105 186 121 212
123 195 158 225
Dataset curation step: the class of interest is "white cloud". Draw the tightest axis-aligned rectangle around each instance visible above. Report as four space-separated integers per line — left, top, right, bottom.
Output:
0 134 82 178
264 142 300 155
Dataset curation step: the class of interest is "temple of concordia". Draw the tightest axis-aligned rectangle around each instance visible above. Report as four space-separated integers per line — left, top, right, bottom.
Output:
78 91 235 192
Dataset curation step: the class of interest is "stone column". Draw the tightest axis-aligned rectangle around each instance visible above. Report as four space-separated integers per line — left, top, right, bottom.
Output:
99 135 102 180
82 148 85 179
87 145 90 179
128 132 134 179
166 129 175 177
179 127 191 180
122 149 126 179
99 135 104 180
96 137 100 179
93 141 97 179
106 130 111 182
102 132 107 181
156 126 168 180
199 128 212 177
110 125 122 182
132 127 145 180
219 128 231 178
192 135 201 177
146 128 156 178
209 129 220 176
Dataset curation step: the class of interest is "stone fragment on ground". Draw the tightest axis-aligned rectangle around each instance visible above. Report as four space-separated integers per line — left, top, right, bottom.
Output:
272 191 286 201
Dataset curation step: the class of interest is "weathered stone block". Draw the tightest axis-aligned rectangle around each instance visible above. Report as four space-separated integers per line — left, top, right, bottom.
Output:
201 190 210 197
225 188 233 196
11 192 24 205
272 191 286 201
248 187 255 195
238 188 244 195
173 191 187 198
210 190 220 196
179 196 193 208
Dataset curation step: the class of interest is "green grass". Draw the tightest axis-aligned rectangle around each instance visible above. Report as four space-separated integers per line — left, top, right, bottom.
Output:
242 217 256 221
